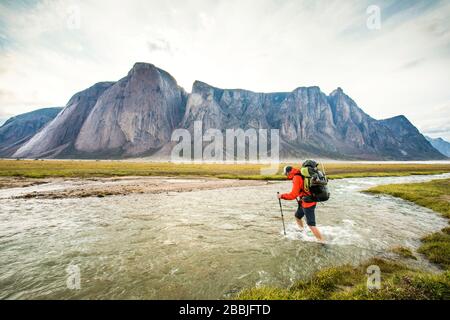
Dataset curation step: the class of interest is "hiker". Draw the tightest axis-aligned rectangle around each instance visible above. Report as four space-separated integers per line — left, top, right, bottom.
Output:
277 165 325 242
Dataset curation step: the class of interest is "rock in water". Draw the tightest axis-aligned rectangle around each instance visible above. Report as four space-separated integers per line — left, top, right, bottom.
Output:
13 82 114 158
0 107 62 157
75 63 187 157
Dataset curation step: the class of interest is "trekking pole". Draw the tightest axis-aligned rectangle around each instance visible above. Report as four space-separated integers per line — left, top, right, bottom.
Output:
277 192 287 236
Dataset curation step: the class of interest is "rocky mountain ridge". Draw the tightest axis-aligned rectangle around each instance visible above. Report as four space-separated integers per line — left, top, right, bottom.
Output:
1 62 446 160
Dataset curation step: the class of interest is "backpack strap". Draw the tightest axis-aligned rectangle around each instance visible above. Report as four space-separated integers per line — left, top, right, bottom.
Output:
294 172 310 193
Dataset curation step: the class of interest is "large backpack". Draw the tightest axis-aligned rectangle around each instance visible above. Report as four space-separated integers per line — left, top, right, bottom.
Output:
297 160 330 203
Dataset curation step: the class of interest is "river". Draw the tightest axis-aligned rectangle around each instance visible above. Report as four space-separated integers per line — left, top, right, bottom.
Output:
0 173 448 299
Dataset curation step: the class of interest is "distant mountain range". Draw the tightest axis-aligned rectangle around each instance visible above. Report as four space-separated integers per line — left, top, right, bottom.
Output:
0 62 447 160
0 107 62 157
426 136 450 157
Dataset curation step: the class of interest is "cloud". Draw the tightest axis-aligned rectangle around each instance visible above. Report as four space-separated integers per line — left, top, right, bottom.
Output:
415 102 450 141
398 58 427 70
0 0 449 140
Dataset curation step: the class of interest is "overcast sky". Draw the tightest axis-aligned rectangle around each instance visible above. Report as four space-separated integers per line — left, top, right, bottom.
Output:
0 0 449 139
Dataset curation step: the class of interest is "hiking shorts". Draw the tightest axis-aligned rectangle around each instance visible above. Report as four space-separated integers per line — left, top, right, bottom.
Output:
295 204 317 226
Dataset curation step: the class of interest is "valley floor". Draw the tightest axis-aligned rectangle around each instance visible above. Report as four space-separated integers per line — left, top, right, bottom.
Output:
1 160 449 200
0 159 450 180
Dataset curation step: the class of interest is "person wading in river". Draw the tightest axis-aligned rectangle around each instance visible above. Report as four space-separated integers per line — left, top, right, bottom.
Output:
277 165 325 242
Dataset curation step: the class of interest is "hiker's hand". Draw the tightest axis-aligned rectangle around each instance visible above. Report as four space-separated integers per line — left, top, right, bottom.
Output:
277 193 282 199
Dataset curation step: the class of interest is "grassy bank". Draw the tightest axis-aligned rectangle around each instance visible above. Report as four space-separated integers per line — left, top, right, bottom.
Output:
0 159 449 179
367 179 450 219
238 258 449 300
367 179 450 270
238 178 450 300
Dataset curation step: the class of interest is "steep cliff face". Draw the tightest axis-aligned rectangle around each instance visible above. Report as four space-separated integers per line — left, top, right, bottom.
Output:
380 116 446 159
276 87 339 158
181 82 446 160
0 108 62 157
182 81 387 158
6 62 446 160
326 88 410 159
182 81 280 132
75 63 187 157
13 82 114 158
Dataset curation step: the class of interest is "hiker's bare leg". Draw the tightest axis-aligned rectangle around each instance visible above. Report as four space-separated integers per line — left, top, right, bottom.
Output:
309 226 324 241
295 217 304 229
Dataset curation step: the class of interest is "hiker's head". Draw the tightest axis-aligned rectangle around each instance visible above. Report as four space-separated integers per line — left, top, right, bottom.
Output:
283 166 292 176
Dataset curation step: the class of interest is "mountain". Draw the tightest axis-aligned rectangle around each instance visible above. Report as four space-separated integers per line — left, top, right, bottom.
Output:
425 136 450 157
10 62 447 160
14 82 114 158
182 82 445 160
74 63 187 157
15 63 187 158
379 116 446 159
0 107 62 157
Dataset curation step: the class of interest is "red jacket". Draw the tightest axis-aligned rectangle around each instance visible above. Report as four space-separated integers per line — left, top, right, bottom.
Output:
281 168 316 208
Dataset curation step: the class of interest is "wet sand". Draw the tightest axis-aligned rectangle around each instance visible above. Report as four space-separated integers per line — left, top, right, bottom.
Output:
3 176 268 199
0 177 49 189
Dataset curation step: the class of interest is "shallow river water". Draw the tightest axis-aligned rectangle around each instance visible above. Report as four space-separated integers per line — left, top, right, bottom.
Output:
0 174 449 299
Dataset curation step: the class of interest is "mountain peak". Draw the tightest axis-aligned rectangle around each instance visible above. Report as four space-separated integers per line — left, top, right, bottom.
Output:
330 87 345 96
382 115 411 124
127 62 157 76
293 86 321 93
125 62 182 91
193 80 213 88
132 62 156 70
380 115 419 136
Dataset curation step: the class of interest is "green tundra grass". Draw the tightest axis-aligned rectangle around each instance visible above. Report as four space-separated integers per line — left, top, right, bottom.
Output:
238 178 450 300
237 258 450 300
367 179 450 270
367 179 450 219
0 159 449 180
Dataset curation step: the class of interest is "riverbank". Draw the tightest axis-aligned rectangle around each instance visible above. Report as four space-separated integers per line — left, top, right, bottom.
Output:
237 178 450 300
2 160 449 198
367 179 450 270
2 176 267 199
1 159 449 181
